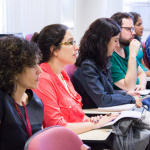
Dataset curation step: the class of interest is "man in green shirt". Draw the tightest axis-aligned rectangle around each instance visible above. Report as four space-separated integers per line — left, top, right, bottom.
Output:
110 12 146 91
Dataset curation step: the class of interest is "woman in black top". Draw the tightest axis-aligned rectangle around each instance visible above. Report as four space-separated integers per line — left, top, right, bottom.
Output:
74 18 142 109
0 36 44 150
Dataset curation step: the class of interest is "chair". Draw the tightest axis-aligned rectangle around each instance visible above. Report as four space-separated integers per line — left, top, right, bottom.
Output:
25 34 33 41
24 126 91 150
143 42 150 69
64 64 77 83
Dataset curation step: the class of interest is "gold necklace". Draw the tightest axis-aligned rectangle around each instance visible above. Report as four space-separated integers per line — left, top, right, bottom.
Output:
59 73 72 95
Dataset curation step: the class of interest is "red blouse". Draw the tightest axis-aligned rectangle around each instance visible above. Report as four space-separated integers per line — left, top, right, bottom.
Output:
33 62 86 128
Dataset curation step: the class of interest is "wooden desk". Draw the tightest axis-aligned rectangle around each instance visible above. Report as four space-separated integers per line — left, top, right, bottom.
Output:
147 77 150 81
78 129 112 141
78 129 112 149
83 108 118 115
83 107 144 118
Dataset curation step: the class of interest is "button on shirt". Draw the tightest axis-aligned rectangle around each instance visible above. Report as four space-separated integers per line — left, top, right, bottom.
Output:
33 62 85 128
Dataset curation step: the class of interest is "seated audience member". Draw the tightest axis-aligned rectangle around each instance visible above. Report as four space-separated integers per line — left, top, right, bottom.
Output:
74 18 142 109
0 36 44 150
31 24 119 134
110 12 147 91
145 34 150 63
130 12 150 76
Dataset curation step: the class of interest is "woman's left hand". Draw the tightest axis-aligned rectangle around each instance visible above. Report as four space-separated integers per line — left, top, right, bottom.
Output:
87 115 103 123
134 85 145 91
126 91 141 96
87 113 120 124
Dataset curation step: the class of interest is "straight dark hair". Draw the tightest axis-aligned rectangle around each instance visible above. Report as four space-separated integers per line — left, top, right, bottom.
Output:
75 18 121 69
31 24 69 63
129 12 141 25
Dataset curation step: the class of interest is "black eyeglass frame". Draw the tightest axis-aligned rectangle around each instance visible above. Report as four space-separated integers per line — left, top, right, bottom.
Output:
121 27 135 32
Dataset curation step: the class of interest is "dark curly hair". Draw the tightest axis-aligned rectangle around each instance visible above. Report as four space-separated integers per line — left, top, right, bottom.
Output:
110 12 134 27
129 12 141 25
75 18 121 69
0 36 41 95
31 24 69 63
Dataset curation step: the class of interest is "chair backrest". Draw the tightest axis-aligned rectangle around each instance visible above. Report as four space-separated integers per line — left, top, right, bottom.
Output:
24 126 91 150
143 42 150 69
25 34 33 41
64 64 77 83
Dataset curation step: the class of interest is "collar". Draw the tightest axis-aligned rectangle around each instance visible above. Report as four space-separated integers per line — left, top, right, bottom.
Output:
40 62 70 82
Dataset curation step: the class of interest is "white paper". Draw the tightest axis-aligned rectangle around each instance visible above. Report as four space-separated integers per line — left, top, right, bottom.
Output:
101 111 141 128
98 104 136 112
138 90 150 95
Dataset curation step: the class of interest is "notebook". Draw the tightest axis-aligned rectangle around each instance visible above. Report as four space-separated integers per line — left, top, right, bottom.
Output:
98 104 136 112
138 90 150 95
101 111 141 128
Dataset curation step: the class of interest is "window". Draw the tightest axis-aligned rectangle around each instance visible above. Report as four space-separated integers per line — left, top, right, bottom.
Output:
61 0 74 28
123 0 150 41
124 0 150 6
0 0 7 33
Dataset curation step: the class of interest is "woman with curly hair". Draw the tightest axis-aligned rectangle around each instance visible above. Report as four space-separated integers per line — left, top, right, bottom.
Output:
0 36 43 150
31 24 119 135
74 18 142 109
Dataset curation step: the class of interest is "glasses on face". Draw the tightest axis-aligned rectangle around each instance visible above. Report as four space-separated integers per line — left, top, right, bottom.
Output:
59 40 76 45
121 27 135 32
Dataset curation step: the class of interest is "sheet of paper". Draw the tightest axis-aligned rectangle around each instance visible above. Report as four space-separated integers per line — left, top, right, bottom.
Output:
138 90 150 95
98 104 136 112
101 111 141 128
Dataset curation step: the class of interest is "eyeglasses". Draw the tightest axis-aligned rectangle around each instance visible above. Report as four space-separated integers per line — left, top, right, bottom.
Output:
121 27 135 32
59 40 76 45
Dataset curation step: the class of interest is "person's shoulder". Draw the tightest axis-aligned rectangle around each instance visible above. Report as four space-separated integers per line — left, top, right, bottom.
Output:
124 46 129 52
0 90 7 100
146 34 150 43
79 59 97 70
31 90 44 108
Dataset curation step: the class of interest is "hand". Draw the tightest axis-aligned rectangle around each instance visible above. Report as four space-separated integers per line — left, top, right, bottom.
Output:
129 39 141 57
88 115 103 123
134 85 145 91
94 113 120 129
133 95 142 108
126 91 141 96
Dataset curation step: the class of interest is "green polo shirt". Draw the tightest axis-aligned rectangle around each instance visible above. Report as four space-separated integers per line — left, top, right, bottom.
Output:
110 46 139 90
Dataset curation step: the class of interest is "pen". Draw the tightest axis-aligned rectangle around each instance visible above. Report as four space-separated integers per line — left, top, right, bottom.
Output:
142 105 149 111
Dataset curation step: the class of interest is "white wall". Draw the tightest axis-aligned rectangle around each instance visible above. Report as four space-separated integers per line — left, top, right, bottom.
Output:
123 4 150 42
74 0 123 45
2 0 62 34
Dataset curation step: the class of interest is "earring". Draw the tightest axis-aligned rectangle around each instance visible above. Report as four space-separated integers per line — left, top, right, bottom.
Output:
14 77 17 93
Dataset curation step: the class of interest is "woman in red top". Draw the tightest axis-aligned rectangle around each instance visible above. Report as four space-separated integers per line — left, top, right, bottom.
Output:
31 24 118 134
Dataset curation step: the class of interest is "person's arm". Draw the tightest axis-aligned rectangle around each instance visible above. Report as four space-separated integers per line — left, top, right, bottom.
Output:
33 78 118 134
135 66 146 91
114 40 141 91
74 63 136 107
141 59 150 77
66 115 118 134
141 59 150 71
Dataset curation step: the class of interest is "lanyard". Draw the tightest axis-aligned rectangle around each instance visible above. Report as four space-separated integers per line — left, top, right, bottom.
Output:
14 100 32 137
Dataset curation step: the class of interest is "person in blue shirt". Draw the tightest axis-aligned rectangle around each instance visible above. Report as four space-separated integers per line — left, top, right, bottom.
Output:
73 18 142 109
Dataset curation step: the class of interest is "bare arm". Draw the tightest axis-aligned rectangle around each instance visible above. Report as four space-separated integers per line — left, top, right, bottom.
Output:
141 59 150 71
114 40 141 91
66 115 118 134
136 66 147 90
141 59 150 77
